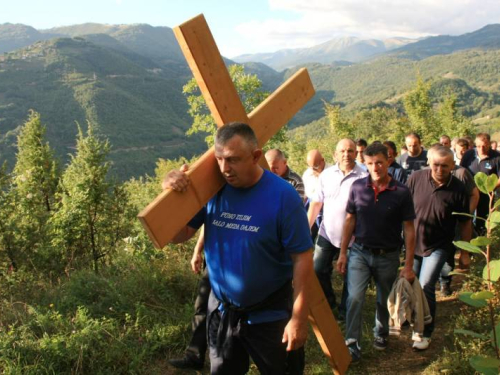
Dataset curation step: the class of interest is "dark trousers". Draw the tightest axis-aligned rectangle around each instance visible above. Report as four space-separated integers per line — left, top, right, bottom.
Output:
313 235 348 316
207 292 304 375
185 268 210 362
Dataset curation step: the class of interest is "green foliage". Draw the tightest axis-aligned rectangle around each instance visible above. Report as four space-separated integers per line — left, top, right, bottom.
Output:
183 64 287 148
50 123 134 273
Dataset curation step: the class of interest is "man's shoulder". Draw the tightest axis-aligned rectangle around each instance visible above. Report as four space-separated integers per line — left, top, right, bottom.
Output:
287 168 303 183
407 169 429 185
351 175 369 189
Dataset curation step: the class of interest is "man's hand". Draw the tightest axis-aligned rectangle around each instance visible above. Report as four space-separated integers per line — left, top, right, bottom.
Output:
191 250 203 274
336 253 347 275
161 164 190 192
458 251 471 271
282 316 308 351
400 266 415 283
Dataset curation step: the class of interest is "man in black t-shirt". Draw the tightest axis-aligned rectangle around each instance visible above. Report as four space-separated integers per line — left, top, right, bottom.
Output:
397 132 428 180
407 146 472 351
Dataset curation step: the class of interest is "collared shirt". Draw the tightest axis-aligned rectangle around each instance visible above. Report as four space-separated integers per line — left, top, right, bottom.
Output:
302 163 332 199
346 176 415 249
282 167 305 201
407 169 470 256
460 148 500 177
312 163 368 247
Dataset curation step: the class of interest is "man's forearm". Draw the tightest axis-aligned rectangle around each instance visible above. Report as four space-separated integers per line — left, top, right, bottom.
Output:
340 213 356 255
307 201 323 229
403 221 416 269
290 250 314 321
469 188 479 214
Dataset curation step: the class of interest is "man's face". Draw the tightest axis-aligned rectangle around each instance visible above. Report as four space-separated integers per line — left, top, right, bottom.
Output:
356 146 366 163
405 136 422 157
455 144 467 160
266 156 288 177
386 147 397 165
430 154 454 184
364 154 389 183
214 135 260 188
440 137 451 149
307 158 325 176
475 138 491 158
335 140 356 170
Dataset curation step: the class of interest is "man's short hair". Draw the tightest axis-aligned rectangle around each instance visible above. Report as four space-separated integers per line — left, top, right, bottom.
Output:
383 141 397 154
215 122 258 149
428 144 454 160
456 138 469 148
405 132 421 142
440 135 451 142
476 132 491 142
363 143 388 159
265 148 286 160
356 138 368 147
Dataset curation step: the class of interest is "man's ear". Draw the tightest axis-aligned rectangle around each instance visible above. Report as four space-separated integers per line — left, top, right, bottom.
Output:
252 149 263 163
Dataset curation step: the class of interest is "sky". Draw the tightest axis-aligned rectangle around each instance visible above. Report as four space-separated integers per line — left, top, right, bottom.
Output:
1 0 500 57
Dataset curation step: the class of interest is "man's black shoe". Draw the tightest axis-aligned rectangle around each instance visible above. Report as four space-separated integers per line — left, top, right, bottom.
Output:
440 283 452 297
347 341 361 362
373 336 388 351
168 355 204 370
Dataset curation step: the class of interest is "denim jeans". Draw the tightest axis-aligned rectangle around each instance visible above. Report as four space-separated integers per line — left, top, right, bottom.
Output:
345 243 400 343
313 236 343 310
413 247 449 337
439 248 456 287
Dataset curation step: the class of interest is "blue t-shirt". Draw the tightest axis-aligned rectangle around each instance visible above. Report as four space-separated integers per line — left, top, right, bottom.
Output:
189 170 313 323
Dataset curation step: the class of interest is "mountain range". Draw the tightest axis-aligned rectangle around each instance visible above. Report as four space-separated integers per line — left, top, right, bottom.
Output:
1 22 500 179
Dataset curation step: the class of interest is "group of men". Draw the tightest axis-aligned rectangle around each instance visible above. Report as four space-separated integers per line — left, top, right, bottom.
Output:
164 122 495 373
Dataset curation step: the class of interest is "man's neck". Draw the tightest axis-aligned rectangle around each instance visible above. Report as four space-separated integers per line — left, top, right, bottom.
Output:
408 149 422 158
372 175 391 189
339 163 355 175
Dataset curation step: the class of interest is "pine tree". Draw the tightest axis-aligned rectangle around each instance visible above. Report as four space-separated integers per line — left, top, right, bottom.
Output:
0 162 16 269
437 92 474 138
9 110 59 268
51 123 133 273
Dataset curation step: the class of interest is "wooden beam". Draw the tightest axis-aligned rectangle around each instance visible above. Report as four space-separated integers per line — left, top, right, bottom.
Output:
309 274 352 374
138 69 315 249
174 14 248 126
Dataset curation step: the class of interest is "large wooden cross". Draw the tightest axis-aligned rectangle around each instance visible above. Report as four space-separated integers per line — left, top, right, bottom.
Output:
138 14 350 374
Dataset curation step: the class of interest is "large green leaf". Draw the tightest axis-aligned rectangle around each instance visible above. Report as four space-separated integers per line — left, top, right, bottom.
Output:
483 260 500 282
454 329 489 340
469 356 500 375
492 322 500 351
459 292 488 307
470 291 495 300
489 212 500 231
494 198 500 210
453 241 484 255
486 174 499 193
471 236 492 247
475 173 489 195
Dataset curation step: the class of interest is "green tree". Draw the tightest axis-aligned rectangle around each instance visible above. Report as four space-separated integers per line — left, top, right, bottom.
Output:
437 92 475 138
403 76 439 145
8 111 59 268
51 124 133 273
183 64 287 148
0 163 16 269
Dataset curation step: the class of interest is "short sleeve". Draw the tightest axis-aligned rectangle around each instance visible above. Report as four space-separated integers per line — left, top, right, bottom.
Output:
280 190 314 253
313 173 325 202
345 183 357 214
187 206 207 230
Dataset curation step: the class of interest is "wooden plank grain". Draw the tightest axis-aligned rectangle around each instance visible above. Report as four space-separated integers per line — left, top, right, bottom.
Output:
308 274 351 374
174 14 248 126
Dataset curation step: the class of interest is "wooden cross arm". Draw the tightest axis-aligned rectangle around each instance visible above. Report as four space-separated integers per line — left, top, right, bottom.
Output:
137 68 315 249
309 274 352 374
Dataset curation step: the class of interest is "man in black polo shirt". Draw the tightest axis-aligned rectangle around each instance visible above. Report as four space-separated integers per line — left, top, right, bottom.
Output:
337 143 416 361
397 132 428 180
408 146 472 350
460 132 500 233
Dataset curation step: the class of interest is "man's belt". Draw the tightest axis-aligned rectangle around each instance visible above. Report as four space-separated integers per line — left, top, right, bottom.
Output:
354 241 400 255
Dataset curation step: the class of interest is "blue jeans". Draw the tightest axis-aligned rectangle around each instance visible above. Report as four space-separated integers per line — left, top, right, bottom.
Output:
413 248 449 338
313 235 349 316
345 243 400 343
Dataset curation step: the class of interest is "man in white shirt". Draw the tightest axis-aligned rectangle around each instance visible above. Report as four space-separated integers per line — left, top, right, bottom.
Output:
307 139 368 316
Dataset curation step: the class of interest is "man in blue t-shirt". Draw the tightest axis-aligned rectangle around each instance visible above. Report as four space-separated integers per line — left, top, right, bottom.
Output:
164 122 314 375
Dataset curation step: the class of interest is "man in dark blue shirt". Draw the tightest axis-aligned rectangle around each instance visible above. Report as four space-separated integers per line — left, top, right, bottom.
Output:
337 143 416 361
384 140 406 183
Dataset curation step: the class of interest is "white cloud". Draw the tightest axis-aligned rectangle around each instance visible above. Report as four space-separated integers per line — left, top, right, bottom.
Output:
233 0 500 55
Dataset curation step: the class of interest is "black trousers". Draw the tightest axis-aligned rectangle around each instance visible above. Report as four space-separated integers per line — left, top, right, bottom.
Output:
185 267 211 362
207 292 304 375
